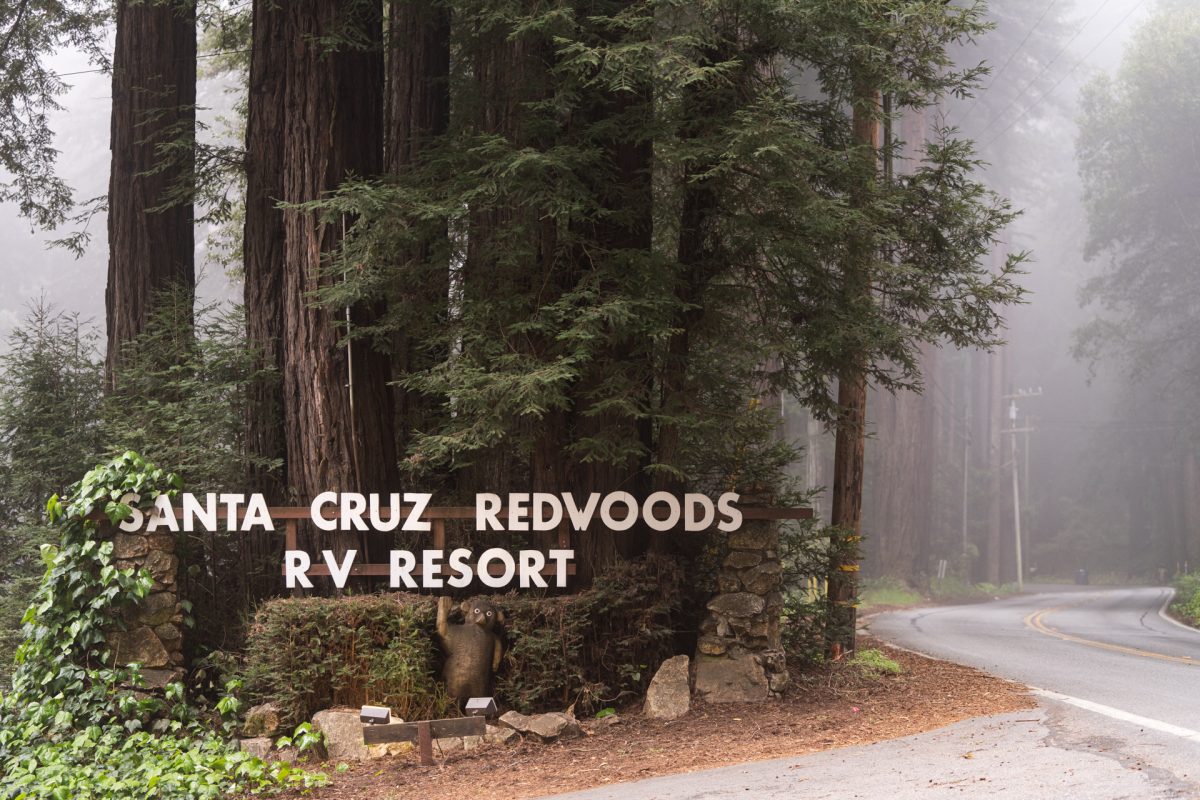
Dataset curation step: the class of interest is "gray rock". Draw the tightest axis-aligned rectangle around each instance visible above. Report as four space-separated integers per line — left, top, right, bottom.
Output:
741 561 783 595
485 724 520 745
140 667 180 689
239 737 273 759
109 626 170 668
462 734 484 752
139 592 178 626
434 736 464 755
145 532 175 553
707 592 765 618
243 702 283 738
527 712 582 742
727 526 777 551
723 550 763 569
717 569 742 593
498 710 534 733
643 655 690 720
694 652 769 703
144 550 178 586
153 622 182 647
697 635 727 656
312 708 369 761
113 533 148 560
366 741 413 760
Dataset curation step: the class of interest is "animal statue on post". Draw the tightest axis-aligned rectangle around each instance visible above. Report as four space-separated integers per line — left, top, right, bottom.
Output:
436 596 504 705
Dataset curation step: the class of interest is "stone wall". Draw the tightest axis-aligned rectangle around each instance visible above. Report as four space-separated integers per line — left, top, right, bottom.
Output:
107 525 185 686
694 508 789 702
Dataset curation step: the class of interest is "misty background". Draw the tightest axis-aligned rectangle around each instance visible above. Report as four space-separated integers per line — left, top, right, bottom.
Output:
0 0 1177 584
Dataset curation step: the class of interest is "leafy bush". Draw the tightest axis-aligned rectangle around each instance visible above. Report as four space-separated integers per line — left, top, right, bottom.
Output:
780 518 834 665
496 555 687 712
0 453 322 799
1172 573 1200 625
241 556 688 720
241 594 453 725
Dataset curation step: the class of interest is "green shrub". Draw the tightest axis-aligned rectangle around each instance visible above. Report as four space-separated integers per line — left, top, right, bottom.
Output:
496 555 686 712
241 556 688 720
1172 573 1200 625
242 594 452 725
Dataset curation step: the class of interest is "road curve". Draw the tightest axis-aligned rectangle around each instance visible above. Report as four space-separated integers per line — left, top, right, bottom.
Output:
868 585 1200 731
542 586 1200 799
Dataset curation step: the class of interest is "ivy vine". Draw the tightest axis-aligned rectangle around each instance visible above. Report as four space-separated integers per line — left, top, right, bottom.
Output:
0 452 324 799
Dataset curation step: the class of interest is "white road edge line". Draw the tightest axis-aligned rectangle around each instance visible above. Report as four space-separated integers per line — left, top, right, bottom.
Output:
1032 687 1200 743
1156 587 1200 637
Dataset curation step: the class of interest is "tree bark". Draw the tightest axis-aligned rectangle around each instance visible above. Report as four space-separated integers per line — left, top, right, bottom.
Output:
826 86 880 657
279 0 397 510
105 0 196 387
243 0 288 499
386 0 451 461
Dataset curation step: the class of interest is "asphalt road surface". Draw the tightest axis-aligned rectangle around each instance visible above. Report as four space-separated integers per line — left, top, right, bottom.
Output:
544 586 1200 799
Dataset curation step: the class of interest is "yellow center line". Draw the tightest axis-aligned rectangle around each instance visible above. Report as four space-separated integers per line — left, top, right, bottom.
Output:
1023 604 1199 666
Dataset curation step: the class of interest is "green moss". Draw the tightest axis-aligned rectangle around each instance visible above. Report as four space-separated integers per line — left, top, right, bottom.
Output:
848 648 902 678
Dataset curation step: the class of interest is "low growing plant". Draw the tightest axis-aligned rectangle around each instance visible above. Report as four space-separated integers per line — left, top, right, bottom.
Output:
0 452 323 799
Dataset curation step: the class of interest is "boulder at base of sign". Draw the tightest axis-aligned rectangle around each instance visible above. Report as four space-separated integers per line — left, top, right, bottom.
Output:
527 712 582 742
498 710 534 733
643 655 691 720
485 723 520 746
693 652 769 703
312 708 405 761
499 710 581 742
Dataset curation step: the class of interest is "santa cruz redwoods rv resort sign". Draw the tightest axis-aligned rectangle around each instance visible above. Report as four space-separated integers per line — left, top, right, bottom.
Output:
115 491 809 590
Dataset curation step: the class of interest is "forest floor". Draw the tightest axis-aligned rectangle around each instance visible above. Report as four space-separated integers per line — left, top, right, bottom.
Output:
270 639 1033 800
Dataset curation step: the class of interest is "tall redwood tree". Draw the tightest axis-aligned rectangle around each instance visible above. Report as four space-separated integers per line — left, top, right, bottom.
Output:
105 0 196 387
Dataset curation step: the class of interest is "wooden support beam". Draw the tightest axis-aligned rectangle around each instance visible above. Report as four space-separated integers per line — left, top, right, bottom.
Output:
362 715 486 747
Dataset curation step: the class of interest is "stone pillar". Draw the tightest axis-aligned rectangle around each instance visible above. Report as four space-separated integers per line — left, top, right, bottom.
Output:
108 526 185 686
694 505 789 701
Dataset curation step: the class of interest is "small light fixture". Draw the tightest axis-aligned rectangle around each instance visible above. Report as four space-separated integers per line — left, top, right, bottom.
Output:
360 705 391 725
465 697 497 717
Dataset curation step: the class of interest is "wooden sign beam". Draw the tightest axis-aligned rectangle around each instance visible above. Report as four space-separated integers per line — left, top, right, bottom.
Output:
362 715 486 746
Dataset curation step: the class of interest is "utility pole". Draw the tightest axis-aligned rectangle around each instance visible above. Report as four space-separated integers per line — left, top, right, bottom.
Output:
1002 387 1041 591
962 403 970 566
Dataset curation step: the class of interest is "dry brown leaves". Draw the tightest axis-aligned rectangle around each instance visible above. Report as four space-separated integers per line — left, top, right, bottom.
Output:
270 641 1033 800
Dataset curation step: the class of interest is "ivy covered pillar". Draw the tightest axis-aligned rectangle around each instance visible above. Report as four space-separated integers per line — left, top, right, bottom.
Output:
107 521 185 685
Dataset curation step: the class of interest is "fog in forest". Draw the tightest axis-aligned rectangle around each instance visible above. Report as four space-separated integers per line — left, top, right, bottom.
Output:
0 0 1185 587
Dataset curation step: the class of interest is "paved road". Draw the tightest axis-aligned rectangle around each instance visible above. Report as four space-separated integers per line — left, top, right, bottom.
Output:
543 586 1200 799
869 585 1200 732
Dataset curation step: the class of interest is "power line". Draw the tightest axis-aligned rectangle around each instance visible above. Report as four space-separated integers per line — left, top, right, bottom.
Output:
953 0 1061 127
982 0 1147 149
973 0 1117 138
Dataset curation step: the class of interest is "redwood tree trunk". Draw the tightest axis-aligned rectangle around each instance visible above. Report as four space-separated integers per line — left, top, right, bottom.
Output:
105 0 196 386
827 87 880 657
243 0 288 498
280 0 397 511
386 0 451 461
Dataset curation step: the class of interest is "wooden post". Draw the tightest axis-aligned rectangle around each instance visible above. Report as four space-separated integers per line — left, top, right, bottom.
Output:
417 720 433 766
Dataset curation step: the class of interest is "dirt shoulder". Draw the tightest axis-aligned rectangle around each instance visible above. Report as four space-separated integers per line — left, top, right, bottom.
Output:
273 640 1033 800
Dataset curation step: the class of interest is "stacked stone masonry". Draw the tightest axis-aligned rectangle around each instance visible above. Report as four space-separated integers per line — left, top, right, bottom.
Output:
695 512 789 701
107 525 185 684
